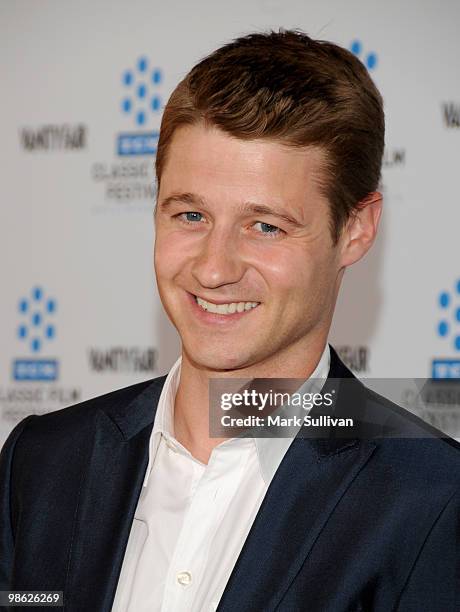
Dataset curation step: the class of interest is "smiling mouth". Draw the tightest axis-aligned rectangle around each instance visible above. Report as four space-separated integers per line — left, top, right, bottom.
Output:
194 295 260 315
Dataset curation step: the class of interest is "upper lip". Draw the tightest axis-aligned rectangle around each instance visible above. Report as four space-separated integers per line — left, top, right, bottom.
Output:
191 292 260 305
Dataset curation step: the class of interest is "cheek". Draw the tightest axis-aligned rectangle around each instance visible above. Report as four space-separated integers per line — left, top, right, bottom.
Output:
154 230 189 278
257 248 313 293
258 246 335 306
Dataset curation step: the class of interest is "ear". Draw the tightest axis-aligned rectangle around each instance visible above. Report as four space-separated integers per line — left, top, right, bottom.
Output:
339 192 383 268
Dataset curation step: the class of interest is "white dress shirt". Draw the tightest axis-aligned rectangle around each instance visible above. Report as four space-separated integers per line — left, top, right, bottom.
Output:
112 344 330 612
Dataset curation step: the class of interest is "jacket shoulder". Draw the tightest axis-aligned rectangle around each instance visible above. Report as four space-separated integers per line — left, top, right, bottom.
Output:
1 375 167 455
357 382 460 493
327 349 460 487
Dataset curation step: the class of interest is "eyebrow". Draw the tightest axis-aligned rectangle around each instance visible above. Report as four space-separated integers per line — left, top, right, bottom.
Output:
159 192 205 209
158 192 304 228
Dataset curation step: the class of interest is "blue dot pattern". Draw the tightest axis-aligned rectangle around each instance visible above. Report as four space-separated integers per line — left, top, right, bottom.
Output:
137 57 148 72
123 70 133 86
121 57 163 126
439 292 450 308
47 299 56 313
350 40 362 55
436 280 460 351
19 299 28 313
350 40 378 71
366 52 377 70
438 321 449 337
33 287 42 301
17 287 57 354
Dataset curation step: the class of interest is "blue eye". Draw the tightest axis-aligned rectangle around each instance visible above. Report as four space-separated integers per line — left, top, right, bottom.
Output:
181 212 203 223
254 221 281 235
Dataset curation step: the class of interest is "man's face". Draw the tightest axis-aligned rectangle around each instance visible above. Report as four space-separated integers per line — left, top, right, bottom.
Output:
154 124 345 373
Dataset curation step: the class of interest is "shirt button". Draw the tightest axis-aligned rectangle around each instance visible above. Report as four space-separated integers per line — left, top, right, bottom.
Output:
177 571 192 586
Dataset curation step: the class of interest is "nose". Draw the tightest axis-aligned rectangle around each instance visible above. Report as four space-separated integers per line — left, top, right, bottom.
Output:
191 226 245 289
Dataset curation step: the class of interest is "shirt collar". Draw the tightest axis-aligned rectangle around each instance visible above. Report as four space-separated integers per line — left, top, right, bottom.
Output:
142 344 330 487
254 343 330 483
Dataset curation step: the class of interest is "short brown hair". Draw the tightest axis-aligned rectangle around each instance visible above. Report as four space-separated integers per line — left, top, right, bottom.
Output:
155 28 385 243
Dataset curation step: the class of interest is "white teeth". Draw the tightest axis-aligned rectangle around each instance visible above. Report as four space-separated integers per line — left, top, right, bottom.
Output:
196 296 259 315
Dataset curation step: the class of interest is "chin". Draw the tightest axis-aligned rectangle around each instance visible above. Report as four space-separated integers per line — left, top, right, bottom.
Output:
185 342 253 372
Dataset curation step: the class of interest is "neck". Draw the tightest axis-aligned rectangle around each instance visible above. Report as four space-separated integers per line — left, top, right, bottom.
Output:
173 334 328 464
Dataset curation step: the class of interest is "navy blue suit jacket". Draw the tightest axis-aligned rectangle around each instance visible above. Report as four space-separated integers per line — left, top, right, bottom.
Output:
1 346 459 611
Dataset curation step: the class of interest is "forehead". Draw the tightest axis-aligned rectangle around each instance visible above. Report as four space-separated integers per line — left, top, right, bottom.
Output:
159 124 329 213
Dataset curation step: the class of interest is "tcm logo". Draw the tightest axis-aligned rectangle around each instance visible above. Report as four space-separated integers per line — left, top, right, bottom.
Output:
13 286 59 381
432 279 460 378
349 40 378 71
117 56 163 156
442 102 460 128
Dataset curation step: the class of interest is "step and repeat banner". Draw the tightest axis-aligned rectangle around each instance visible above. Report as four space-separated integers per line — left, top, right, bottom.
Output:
1 0 459 445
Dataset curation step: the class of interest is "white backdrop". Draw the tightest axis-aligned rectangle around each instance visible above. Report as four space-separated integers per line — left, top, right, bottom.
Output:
1 0 460 445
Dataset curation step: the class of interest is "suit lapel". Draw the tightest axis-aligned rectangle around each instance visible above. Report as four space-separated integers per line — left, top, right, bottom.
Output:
217 436 376 611
64 376 166 612
62 346 375 611
217 346 376 611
